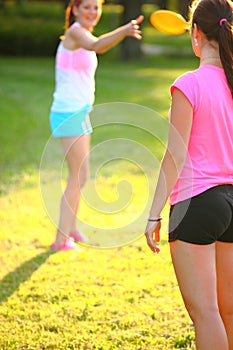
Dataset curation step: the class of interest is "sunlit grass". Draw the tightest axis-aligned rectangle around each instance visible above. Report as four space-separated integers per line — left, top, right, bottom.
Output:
0 182 195 349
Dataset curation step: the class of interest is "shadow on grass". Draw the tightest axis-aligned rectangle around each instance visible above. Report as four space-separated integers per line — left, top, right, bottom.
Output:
0 249 56 303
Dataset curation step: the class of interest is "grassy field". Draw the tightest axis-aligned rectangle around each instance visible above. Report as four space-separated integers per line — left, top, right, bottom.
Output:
0 26 199 349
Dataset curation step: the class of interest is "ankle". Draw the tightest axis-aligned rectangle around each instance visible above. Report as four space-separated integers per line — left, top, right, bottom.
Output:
55 230 69 245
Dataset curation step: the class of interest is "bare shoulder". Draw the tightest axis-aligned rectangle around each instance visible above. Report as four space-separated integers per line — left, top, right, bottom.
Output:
63 25 87 50
69 25 94 40
64 24 97 51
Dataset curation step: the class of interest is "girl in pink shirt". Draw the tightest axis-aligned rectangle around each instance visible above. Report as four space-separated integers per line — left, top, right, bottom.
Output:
50 0 144 250
145 0 233 348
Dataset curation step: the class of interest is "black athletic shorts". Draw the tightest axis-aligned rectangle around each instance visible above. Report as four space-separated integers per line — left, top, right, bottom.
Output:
169 185 233 245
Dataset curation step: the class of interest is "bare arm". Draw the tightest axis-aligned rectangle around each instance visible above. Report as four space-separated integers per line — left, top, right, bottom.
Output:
63 15 144 53
145 89 193 253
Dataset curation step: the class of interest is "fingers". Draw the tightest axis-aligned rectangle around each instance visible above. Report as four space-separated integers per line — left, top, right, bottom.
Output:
129 15 144 40
145 221 161 254
131 15 144 25
145 232 160 254
154 223 161 243
131 20 137 25
135 15 144 25
130 21 140 30
129 25 142 40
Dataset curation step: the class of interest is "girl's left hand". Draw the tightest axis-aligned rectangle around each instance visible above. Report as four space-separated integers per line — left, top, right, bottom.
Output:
145 220 161 254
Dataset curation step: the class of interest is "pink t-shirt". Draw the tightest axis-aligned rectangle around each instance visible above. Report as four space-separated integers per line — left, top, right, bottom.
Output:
170 65 233 205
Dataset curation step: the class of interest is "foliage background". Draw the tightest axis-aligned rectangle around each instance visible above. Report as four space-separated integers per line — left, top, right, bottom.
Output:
0 1 191 56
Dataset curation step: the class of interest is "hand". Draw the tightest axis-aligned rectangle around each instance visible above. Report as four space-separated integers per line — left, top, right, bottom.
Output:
145 220 161 254
127 15 144 40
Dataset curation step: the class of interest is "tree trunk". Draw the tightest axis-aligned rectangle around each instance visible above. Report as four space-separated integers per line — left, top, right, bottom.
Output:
158 0 168 9
64 0 69 9
178 0 190 20
119 0 143 60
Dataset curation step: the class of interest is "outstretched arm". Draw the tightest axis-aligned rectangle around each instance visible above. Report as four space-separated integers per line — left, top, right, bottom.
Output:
65 15 144 53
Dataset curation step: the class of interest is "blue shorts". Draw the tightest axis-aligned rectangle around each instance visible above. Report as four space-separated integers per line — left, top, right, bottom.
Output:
50 105 93 138
169 185 233 245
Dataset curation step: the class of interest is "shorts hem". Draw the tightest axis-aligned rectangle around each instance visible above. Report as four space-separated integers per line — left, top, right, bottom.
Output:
52 128 93 138
50 105 93 137
168 237 216 245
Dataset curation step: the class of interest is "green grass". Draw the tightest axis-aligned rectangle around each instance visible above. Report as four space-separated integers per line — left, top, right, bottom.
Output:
0 48 198 349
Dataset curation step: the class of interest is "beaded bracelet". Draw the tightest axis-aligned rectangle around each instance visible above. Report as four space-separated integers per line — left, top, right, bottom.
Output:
148 217 162 222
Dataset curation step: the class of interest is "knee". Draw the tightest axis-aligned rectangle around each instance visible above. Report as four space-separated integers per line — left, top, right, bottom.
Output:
68 167 89 190
77 166 89 189
78 170 89 188
219 302 233 321
184 300 220 323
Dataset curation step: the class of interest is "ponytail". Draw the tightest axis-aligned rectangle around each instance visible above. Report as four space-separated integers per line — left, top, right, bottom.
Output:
189 0 233 94
64 0 82 32
219 18 233 95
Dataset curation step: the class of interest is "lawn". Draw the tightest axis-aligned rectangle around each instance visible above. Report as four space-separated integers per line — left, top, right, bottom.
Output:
0 27 198 350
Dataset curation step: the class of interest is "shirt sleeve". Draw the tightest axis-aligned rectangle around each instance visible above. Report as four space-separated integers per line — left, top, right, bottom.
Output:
170 71 198 111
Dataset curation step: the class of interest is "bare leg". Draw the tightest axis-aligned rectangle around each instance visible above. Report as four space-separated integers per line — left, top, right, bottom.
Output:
170 241 228 350
54 134 90 245
216 242 233 350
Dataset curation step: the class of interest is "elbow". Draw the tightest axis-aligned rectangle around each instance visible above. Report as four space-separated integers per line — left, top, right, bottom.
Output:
95 48 107 54
85 41 101 53
172 153 187 173
165 149 187 174
91 42 107 54
90 38 107 54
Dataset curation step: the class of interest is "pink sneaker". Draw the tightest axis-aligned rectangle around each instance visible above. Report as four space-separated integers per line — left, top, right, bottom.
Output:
69 231 88 243
51 239 78 251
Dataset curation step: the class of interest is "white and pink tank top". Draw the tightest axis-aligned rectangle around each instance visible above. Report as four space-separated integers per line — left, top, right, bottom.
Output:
51 22 98 112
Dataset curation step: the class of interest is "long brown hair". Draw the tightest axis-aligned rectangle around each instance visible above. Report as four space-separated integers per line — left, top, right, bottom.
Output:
64 0 80 32
189 0 233 94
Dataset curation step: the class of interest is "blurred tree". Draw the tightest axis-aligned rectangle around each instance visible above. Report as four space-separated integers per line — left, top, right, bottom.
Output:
178 0 190 20
119 0 143 60
64 0 69 8
157 0 168 9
